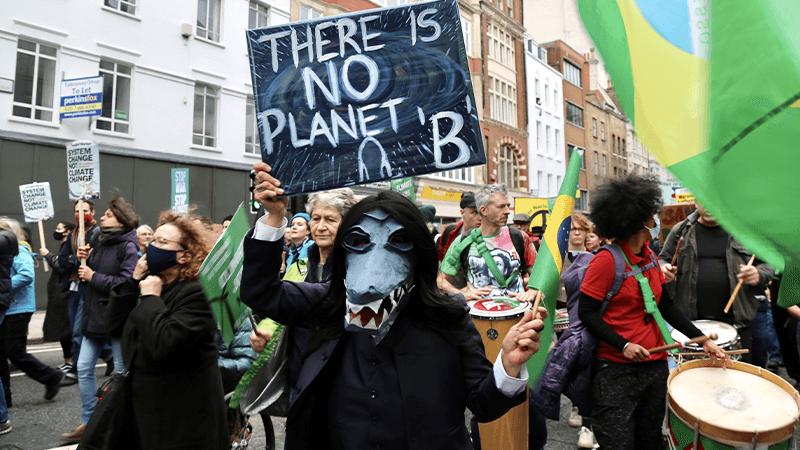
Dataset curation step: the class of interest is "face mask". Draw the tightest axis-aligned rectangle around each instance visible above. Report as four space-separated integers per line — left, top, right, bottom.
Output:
53 231 65 241
645 214 660 240
342 210 415 337
146 243 180 275
75 214 93 224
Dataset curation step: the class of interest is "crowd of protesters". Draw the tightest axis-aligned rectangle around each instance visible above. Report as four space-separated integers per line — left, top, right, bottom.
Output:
0 170 796 450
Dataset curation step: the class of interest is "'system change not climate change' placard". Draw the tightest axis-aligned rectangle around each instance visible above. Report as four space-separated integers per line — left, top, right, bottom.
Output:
246 0 485 196
66 140 101 201
19 182 55 223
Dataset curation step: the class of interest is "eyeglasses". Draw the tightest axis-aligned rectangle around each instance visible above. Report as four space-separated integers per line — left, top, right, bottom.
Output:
570 227 589 233
152 237 185 250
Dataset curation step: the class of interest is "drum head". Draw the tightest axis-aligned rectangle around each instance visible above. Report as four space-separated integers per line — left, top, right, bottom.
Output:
671 320 738 347
668 360 800 445
469 298 530 319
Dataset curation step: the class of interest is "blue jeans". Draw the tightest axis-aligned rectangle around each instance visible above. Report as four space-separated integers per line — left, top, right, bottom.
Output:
0 309 7 423
68 290 83 374
752 301 783 368
77 336 124 424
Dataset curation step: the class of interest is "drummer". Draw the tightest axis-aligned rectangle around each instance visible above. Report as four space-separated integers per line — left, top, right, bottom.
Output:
577 175 728 450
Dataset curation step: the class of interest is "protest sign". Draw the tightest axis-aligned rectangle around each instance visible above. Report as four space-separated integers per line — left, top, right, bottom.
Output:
246 0 485 195
199 203 251 347
515 198 550 227
66 140 100 201
171 168 189 213
60 76 103 120
390 177 415 202
19 182 55 272
19 182 54 223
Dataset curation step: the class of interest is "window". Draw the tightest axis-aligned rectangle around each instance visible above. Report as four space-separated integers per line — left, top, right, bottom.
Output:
13 39 57 122
592 118 597 137
460 16 471 55
553 87 558 113
197 0 221 42
600 122 605 140
612 134 616 153
487 26 514 68
536 121 542 154
372 0 406 5
534 78 540 105
568 144 585 169
537 171 544 194
97 60 131 133
564 60 582 87
554 130 560 158
557 175 562 192
576 189 589 211
104 0 136 15
299 5 322 20
544 81 549 109
618 137 623 155
193 84 218 147
245 97 260 154
545 125 551 155
547 174 553 193
603 154 607 176
488 76 517 127
248 1 269 28
429 167 474 183
565 101 583 128
594 151 599 174
497 145 519 189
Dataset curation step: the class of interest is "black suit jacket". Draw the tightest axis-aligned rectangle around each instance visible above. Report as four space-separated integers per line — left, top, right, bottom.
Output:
241 232 526 450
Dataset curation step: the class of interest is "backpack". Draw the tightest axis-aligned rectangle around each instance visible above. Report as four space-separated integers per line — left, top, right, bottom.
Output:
437 222 463 263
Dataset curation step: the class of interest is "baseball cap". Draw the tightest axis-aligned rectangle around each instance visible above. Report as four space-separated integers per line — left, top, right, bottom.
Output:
460 192 476 209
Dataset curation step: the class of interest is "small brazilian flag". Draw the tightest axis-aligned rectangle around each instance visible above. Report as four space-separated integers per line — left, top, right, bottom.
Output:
526 148 582 387
577 0 800 306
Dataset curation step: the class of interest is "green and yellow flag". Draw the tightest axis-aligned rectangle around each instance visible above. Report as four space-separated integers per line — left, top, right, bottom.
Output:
578 0 800 306
526 148 583 386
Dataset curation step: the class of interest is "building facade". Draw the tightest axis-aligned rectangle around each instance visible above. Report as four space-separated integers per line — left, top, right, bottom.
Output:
541 40 588 211
524 36 565 199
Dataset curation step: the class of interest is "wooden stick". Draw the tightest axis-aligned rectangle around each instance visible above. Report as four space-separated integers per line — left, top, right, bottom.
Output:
670 236 684 267
37 220 49 272
648 332 717 353
723 254 756 313
678 349 749 357
248 313 259 330
530 291 543 318
78 199 86 267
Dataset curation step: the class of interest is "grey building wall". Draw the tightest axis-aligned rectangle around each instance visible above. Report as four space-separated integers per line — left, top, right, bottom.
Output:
1 131 254 311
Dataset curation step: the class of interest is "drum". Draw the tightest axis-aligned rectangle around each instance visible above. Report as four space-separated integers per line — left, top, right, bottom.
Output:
666 359 800 449
553 308 569 332
671 320 740 360
469 298 530 450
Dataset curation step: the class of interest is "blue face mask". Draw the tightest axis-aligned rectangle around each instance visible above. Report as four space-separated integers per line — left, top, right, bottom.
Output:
342 210 415 337
146 243 180 275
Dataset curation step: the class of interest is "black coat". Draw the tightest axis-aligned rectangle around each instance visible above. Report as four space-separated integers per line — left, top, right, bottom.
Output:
0 230 18 310
43 241 72 341
106 277 228 450
241 235 525 450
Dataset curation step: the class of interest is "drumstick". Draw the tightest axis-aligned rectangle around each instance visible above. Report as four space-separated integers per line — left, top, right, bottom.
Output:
530 291 543 318
670 236 684 267
248 313 259 330
723 254 757 313
678 349 749 357
648 332 718 353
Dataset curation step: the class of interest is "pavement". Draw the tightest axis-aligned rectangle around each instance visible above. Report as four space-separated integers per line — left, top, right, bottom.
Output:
5 312 799 449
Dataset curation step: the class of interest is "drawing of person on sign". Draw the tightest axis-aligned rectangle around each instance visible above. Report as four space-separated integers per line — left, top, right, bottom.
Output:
246 0 486 196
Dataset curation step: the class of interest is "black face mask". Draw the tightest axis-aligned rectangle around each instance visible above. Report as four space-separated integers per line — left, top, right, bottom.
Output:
53 231 65 241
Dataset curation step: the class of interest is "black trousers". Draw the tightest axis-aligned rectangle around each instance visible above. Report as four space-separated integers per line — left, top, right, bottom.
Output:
592 358 668 450
0 312 59 399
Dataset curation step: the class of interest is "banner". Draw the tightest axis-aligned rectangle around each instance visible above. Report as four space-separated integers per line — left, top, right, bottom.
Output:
390 177 415 203
66 140 100 201
514 198 549 227
171 168 189 213
199 203 250 347
19 182 54 223
60 76 103 119
246 0 485 196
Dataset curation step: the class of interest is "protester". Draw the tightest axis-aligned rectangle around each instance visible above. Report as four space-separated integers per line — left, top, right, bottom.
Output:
437 192 480 264
105 210 227 449
58 200 102 386
40 221 77 372
222 214 234 231
61 194 140 443
512 213 532 235
243 163 545 449
285 212 313 267
136 225 153 256
419 204 439 240
0 224 18 434
578 176 727 450
0 217 64 409
530 225 544 251
584 224 607 252
659 202 775 363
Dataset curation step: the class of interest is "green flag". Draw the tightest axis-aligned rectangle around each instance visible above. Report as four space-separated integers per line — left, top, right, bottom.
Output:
199 202 250 346
525 149 583 387
577 0 800 306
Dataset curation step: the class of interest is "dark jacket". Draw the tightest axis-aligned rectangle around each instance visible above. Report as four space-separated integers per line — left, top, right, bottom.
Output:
0 230 18 310
82 229 139 339
57 225 100 293
106 277 228 450
43 241 72 341
659 211 775 328
241 234 524 450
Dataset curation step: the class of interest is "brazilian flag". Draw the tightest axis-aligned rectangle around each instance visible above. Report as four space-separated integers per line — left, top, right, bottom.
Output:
577 0 800 306
526 148 583 386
